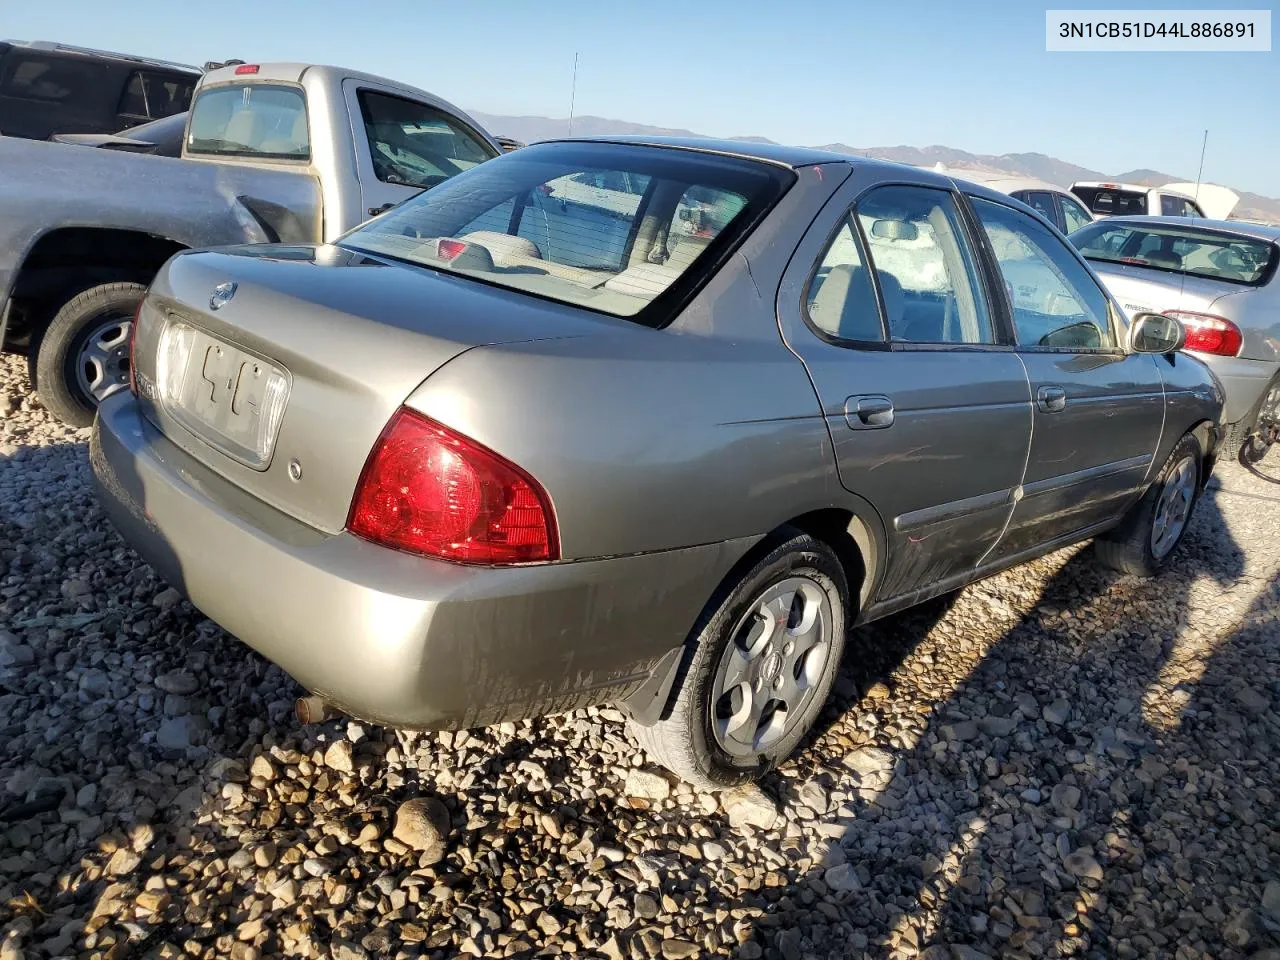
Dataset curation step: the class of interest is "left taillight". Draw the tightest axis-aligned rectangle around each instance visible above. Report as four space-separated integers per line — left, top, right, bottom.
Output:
347 408 558 564
127 301 144 396
1166 310 1243 357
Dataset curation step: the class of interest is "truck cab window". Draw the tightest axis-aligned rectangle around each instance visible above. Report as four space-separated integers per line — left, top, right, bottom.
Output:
358 90 497 189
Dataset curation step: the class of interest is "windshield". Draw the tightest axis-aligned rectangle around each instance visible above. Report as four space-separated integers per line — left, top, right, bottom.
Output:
1072 186 1148 217
340 142 790 324
1071 222 1277 286
187 83 308 160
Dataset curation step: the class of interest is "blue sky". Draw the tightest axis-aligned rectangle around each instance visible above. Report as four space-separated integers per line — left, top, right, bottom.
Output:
7 0 1278 195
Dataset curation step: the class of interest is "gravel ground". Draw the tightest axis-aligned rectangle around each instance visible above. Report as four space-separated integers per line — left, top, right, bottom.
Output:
1 351 1279 960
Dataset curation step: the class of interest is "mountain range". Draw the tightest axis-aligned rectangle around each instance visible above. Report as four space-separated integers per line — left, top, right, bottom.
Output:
470 111 1280 225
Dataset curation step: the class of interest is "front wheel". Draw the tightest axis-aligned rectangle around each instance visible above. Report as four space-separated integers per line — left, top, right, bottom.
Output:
628 531 848 790
1095 434 1202 577
32 282 146 428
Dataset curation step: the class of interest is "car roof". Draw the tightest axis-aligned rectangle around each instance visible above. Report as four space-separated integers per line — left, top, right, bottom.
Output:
546 135 878 169
1085 215 1280 243
1 39 200 75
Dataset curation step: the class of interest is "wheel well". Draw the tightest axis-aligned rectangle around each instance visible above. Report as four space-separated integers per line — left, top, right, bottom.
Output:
783 509 872 615
1189 419 1217 488
3 228 185 353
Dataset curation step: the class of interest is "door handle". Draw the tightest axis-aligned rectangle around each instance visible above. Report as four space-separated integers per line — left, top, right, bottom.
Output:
1037 385 1067 413
845 395 895 430
368 203 396 217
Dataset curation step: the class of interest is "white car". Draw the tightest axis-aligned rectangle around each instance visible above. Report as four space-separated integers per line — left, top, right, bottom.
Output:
933 167 1094 235
1071 181 1206 219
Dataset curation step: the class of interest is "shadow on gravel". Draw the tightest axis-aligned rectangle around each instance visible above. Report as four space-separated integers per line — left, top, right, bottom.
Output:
740 482 1279 959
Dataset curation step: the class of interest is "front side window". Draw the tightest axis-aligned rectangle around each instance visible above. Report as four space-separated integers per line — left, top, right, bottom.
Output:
1073 222 1276 285
1061 196 1092 234
854 185 994 344
0 53 98 103
972 197 1114 350
358 90 497 189
341 142 789 324
806 218 884 342
187 83 309 160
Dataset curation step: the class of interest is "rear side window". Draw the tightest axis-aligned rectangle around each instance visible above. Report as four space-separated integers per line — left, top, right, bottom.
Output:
806 219 885 342
119 71 195 120
0 53 99 103
341 142 790 325
1019 191 1059 225
358 90 497 188
972 198 1114 350
187 83 309 160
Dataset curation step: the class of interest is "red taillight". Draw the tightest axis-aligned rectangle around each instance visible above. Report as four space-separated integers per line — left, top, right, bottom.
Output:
436 238 467 261
234 64 260 75
128 302 143 396
1167 311 1243 357
348 408 558 564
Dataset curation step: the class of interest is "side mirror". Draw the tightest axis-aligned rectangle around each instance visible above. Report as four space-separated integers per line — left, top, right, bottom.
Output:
1128 312 1186 354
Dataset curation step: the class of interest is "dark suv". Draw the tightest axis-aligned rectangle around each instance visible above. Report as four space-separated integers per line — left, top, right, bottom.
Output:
0 40 199 141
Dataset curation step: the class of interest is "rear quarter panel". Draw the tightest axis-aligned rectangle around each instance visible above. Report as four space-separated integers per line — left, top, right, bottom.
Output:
1153 349 1226 465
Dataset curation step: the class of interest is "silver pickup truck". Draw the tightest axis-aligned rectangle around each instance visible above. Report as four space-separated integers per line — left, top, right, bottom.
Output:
0 61 499 425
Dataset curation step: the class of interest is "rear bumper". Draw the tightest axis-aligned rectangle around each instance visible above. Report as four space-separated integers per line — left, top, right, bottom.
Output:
1192 353 1280 426
90 394 752 728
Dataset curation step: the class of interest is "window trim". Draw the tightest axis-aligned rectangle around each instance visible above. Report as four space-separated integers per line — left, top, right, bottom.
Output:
185 80 312 164
355 87 499 188
964 193 1125 356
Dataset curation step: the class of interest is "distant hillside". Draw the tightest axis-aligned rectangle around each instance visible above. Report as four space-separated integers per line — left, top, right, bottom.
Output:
471 111 1280 224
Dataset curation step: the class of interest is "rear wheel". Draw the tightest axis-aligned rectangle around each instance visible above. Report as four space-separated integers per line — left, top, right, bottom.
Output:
32 282 145 428
1095 434 1202 577
628 531 848 790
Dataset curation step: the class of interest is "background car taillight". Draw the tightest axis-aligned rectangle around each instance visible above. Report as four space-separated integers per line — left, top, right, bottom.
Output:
1165 311 1243 357
348 408 558 564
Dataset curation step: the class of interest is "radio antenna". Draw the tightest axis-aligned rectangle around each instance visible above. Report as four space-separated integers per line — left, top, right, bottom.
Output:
1193 129 1208 203
567 53 579 137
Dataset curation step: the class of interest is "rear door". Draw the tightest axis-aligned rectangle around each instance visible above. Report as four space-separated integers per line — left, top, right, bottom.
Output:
0 49 112 139
778 178 1033 603
343 82 499 221
968 195 1164 559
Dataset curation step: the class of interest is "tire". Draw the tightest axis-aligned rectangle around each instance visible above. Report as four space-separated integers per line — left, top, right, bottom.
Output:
1224 374 1280 462
628 530 848 790
33 282 146 428
1095 434 1202 578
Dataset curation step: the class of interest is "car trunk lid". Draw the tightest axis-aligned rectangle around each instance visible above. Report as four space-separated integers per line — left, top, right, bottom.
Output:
1087 259 1233 319
136 243 617 534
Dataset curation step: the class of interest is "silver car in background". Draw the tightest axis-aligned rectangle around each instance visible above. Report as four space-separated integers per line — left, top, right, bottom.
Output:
1072 216 1280 460
92 139 1221 788
937 167 1094 234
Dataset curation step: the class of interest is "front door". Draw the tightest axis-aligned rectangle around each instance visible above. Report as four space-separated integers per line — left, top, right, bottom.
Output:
967 195 1164 560
343 81 498 222
779 180 1034 604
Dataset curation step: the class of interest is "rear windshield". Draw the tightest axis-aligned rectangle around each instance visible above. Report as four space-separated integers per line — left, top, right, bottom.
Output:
339 142 791 325
1072 186 1148 217
187 83 308 160
1072 222 1277 286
